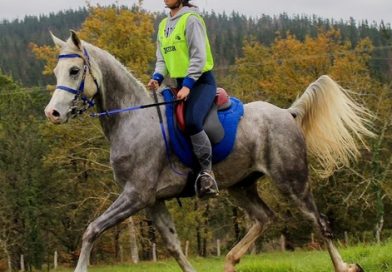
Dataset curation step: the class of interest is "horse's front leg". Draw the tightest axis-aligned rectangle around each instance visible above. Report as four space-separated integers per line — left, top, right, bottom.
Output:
74 185 151 272
148 200 196 272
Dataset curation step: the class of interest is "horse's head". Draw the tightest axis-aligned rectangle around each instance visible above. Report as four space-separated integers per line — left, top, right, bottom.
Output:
45 30 100 124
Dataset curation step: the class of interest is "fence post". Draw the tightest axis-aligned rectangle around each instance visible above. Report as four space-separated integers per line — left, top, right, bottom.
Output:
344 231 349 245
128 217 139 264
152 243 157 262
185 240 189 257
216 239 221 257
54 251 58 269
7 257 11 272
20 255 25 271
120 246 124 263
280 234 286 252
250 243 256 255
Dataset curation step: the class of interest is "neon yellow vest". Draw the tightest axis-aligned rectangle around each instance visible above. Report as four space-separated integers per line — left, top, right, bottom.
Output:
158 12 214 78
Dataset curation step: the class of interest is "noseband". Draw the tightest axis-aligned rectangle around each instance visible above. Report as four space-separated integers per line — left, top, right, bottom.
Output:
56 48 100 117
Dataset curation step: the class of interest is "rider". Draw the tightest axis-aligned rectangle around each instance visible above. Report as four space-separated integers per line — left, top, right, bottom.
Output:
148 0 219 198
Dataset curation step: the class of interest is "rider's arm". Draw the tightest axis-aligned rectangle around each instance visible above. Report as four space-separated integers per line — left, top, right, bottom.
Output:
152 40 168 85
182 15 207 89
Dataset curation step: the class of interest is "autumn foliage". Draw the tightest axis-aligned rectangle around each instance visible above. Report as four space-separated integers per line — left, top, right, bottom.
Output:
232 30 375 106
31 4 155 83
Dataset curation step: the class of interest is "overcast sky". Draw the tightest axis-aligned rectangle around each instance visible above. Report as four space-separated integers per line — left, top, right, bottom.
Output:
1 0 391 24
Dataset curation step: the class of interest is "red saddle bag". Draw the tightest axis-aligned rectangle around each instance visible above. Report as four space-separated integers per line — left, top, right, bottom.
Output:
173 87 230 132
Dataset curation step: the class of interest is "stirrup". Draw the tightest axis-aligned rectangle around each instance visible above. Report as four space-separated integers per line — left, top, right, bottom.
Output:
194 170 219 199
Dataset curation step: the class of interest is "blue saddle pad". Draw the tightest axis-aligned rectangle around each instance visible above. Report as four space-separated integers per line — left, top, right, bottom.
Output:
161 88 244 168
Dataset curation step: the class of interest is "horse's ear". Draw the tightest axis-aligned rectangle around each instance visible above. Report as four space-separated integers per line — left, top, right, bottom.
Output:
50 31 66 48
70 30 82 49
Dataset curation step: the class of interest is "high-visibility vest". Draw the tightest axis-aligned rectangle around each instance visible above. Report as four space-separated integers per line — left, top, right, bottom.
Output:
158 12 214 78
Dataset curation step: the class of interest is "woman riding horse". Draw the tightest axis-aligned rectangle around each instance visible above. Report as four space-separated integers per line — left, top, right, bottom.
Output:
45 23 370 272
148 0 219 198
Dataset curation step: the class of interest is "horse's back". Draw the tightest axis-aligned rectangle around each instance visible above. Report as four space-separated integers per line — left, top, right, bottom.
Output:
241 100 303 144
217 100 307 182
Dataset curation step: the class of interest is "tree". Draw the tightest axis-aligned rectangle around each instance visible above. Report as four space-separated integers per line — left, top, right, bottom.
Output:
228 29 391 243
230 29 375 105
31 4 155 84
0 72 50 270
78 3 155 82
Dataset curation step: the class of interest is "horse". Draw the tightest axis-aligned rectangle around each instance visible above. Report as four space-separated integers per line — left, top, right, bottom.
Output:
44 30 373 272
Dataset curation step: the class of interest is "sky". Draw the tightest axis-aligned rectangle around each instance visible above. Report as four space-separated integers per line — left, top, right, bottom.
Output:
1 0 391 25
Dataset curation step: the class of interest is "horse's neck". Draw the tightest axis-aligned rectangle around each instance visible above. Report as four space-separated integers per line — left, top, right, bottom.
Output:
95 48 150 108
89 46 153 139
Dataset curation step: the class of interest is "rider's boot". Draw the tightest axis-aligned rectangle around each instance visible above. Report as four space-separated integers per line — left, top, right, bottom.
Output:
190 130 219 199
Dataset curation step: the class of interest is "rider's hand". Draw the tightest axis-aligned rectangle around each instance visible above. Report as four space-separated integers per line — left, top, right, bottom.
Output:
177 87 190 100
147 79 159 91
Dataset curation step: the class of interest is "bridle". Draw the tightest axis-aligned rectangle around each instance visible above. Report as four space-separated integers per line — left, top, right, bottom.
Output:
56 48 100 117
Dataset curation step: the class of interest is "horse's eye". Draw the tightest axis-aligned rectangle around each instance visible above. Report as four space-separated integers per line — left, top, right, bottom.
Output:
70 67 80 76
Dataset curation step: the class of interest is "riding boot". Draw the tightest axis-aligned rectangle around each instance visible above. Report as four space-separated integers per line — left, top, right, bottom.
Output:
190 130 219 199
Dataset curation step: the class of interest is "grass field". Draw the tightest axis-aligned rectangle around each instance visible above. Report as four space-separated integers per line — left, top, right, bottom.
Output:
57 240 392 272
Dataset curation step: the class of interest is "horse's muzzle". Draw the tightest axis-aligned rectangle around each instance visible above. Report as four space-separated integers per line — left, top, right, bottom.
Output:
44 106 63 124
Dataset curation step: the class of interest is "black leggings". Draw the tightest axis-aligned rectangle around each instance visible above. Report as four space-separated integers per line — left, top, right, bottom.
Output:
177 71 217 135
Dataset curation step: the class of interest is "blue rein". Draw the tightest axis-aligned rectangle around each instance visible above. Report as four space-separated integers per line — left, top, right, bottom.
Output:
90 99 181 117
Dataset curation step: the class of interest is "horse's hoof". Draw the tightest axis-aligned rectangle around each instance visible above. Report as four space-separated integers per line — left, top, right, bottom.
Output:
223 263 236 272
347 263 364 272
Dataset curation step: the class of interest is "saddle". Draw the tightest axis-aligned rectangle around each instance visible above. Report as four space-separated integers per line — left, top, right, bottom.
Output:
174 87 232 144
162 87 244 197
161 87 243 168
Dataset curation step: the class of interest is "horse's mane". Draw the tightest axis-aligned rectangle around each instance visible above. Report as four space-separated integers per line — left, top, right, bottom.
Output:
81 40 150 97
61 39 151 114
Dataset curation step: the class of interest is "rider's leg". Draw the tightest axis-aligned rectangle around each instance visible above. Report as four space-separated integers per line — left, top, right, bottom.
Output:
183 72 219 198
189 130 219 198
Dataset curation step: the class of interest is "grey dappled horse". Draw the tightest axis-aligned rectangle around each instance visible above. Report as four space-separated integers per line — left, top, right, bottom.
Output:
45 31 373 272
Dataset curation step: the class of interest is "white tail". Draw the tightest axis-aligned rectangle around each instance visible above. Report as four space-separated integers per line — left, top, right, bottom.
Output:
289 75 375 177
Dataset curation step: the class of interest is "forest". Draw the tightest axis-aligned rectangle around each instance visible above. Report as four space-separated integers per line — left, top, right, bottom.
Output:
0 2 391 271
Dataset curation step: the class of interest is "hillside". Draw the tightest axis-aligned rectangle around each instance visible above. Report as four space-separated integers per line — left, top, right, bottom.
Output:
0 8 391 86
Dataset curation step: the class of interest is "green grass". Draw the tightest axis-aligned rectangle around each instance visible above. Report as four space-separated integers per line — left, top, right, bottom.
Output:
56 241 392 272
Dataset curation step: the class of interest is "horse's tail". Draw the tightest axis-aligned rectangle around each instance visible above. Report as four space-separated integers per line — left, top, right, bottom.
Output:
288 75 375 177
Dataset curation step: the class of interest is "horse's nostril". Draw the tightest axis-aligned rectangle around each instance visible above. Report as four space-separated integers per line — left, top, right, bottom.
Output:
52 110 60 117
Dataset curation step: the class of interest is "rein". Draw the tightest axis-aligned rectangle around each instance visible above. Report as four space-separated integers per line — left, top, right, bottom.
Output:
90 99 181 117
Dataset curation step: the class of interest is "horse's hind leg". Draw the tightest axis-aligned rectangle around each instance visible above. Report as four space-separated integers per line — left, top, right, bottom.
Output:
224 176 274 272
148 200 196 272
273 169 364 272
